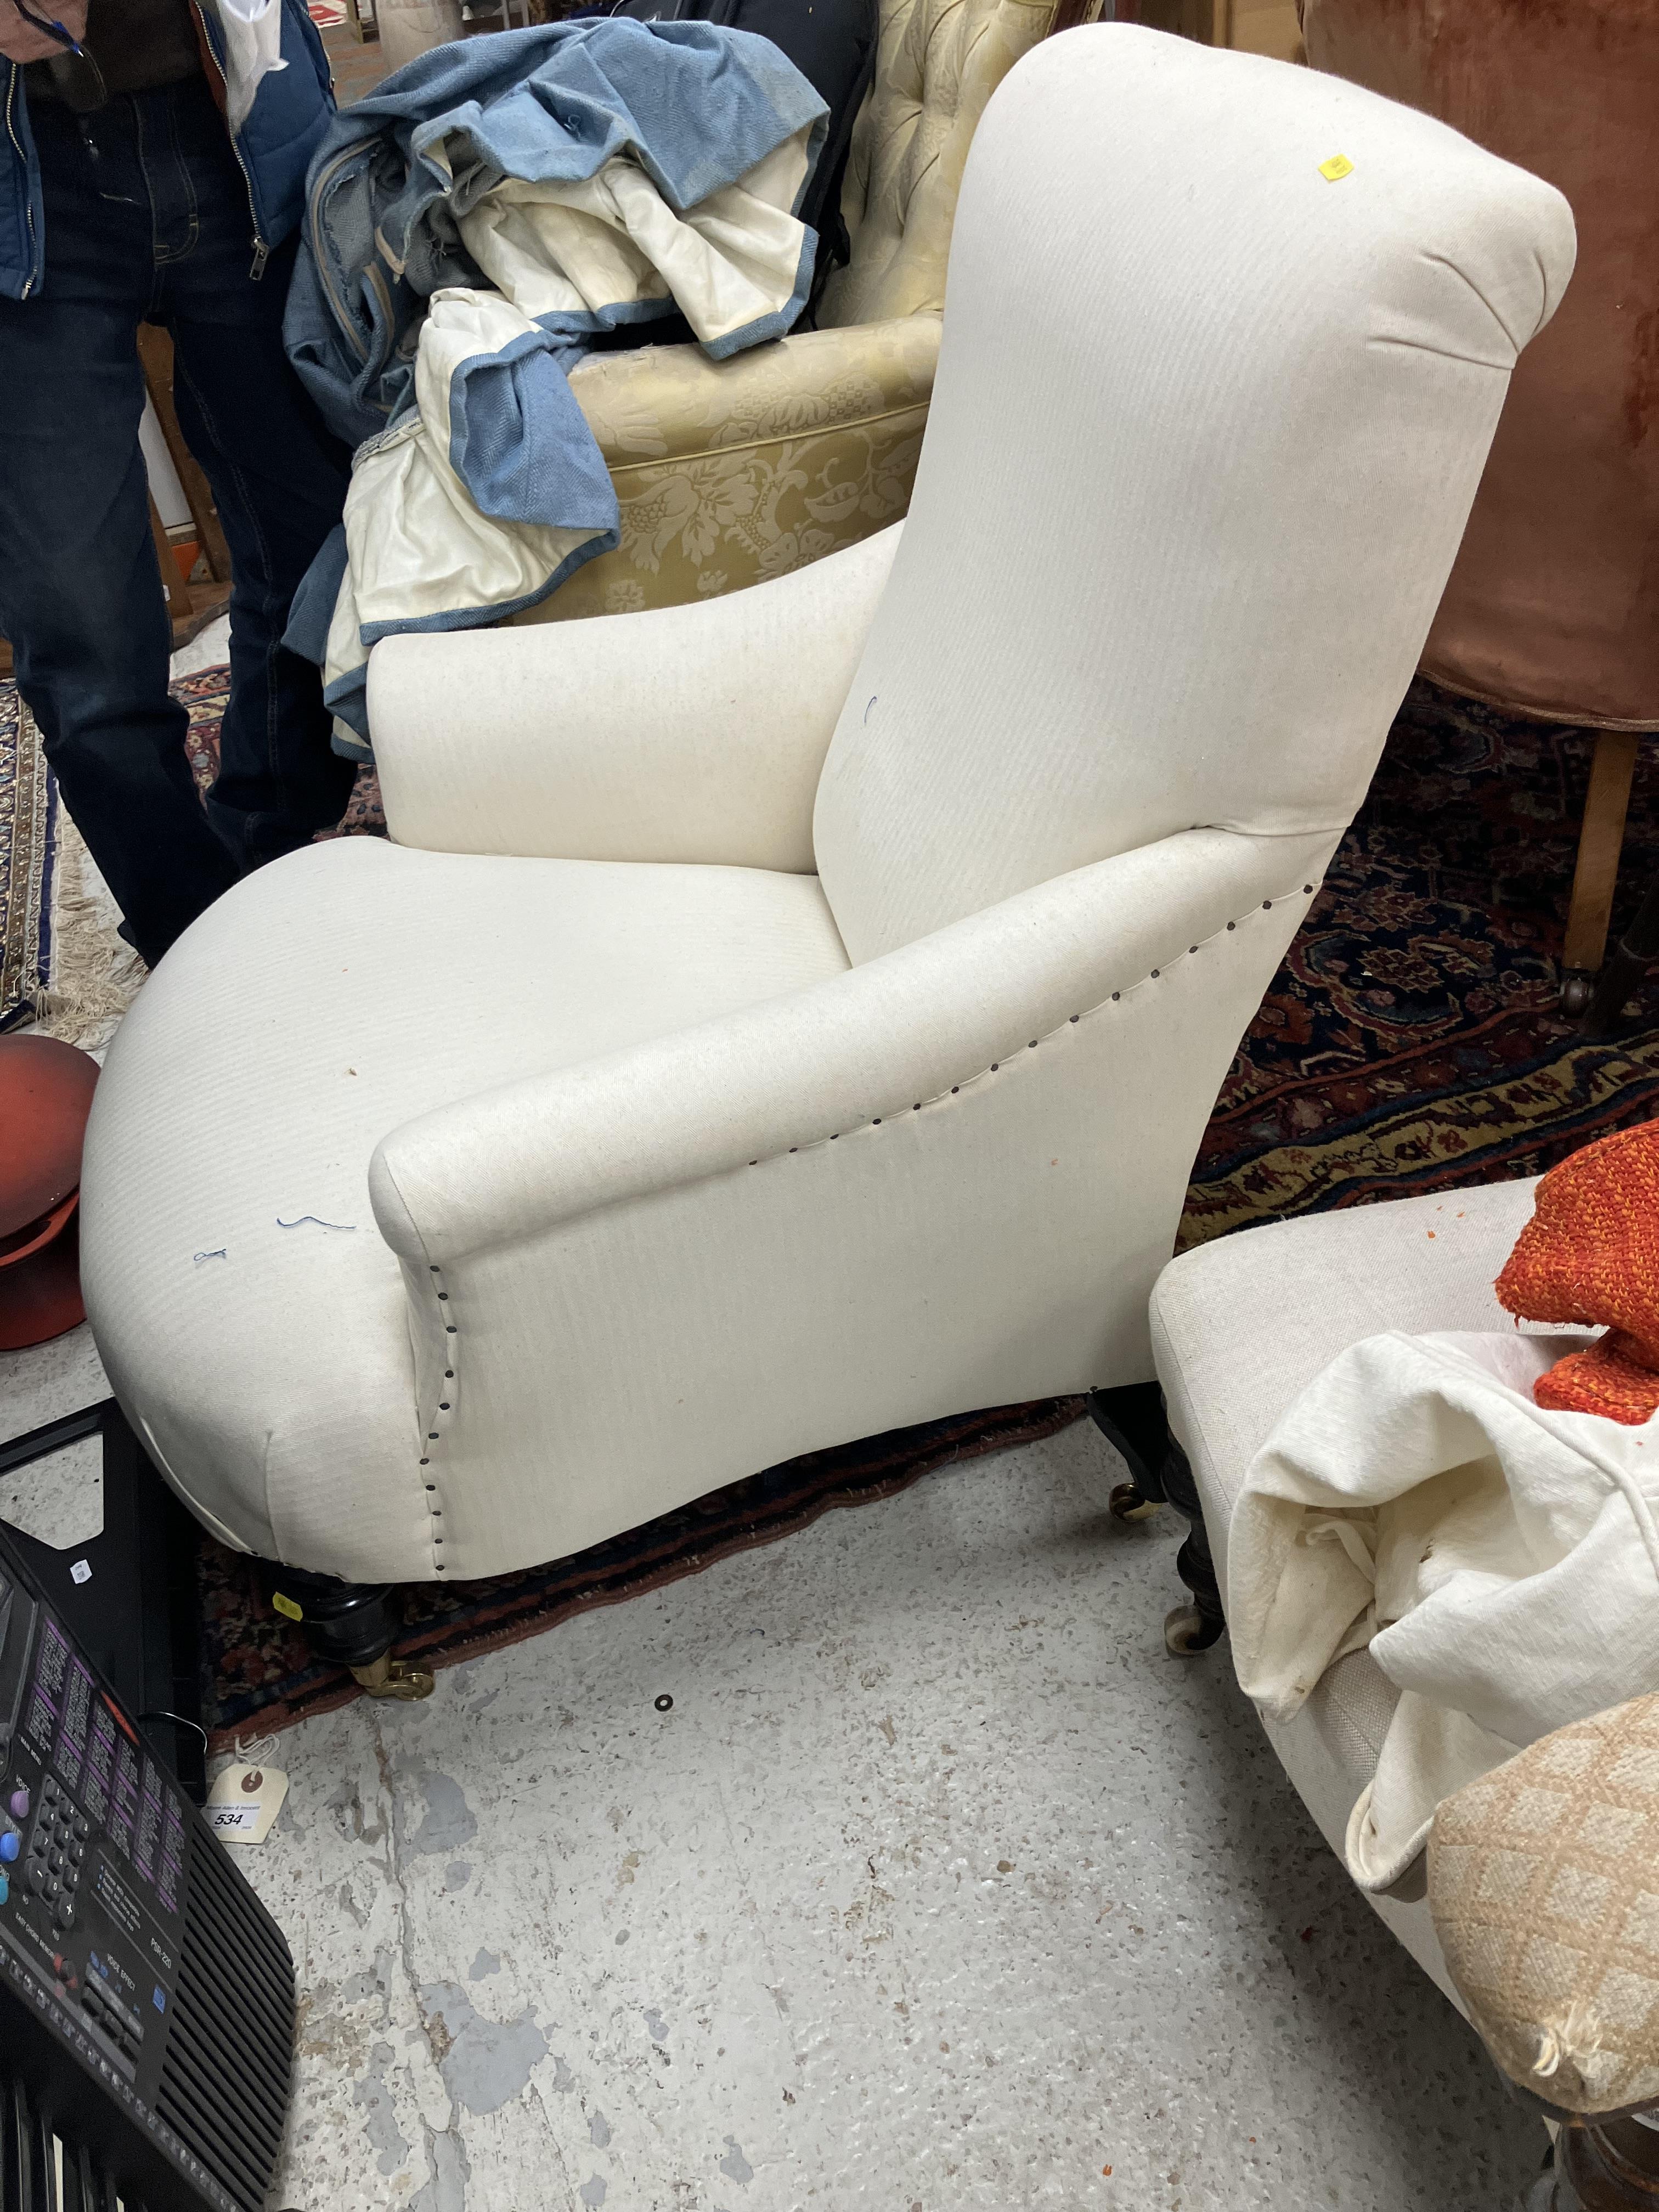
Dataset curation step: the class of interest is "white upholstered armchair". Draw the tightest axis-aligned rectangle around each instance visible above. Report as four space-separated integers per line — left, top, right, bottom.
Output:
81 29 1571 1610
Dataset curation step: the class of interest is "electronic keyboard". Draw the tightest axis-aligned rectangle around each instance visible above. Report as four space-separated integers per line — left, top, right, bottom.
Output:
0 1522 293 2212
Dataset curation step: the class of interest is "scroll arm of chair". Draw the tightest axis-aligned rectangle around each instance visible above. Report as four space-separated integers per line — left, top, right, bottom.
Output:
568 313 940 470
366 822 1336 1274
365 523 902 873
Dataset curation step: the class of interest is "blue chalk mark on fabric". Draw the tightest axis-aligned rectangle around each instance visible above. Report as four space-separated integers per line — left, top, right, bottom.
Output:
193 1249 228 1263
275 1216 358 1231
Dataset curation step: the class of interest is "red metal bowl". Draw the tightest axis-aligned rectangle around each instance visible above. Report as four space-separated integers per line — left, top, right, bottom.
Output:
0 1034 99 1348
0 1191 83 1350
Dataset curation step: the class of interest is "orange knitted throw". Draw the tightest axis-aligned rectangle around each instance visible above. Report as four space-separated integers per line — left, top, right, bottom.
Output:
1495 1124 1659 1426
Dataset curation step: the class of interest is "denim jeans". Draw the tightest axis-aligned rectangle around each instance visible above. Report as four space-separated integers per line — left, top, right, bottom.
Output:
0 77 354 969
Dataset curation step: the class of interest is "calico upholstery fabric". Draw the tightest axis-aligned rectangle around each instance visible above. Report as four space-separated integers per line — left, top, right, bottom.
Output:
1430 1692 1659 2113
380 526 901 871
811 31 1573 961
81 838 850 1574
1151 1175 1548 2003
515 0 1048 623
82 29 1571 1588
1226 1324 1659 1897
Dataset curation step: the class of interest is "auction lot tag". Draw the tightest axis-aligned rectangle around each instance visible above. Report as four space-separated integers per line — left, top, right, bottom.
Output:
205 1762 289 1846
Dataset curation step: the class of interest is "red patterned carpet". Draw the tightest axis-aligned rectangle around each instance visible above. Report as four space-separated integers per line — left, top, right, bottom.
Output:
174 665 386 837
171 666 1659 1739
1183 676 1659 1244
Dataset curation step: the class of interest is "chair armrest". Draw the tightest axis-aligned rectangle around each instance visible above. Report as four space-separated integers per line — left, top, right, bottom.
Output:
368 823 1334 1268
366 521 901 870
366 822 1334 1576
568 313 940 465
498 314 937 626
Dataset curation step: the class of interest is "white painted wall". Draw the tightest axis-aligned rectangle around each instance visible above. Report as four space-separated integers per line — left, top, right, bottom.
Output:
140 397 191 531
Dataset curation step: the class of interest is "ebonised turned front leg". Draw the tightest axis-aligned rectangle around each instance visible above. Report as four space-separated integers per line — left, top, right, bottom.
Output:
1087 1385 1225 1655
1158 1428 1226 1654
1554 2113 1659 2209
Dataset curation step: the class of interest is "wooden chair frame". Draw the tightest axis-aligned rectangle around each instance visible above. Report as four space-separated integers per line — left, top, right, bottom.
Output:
136 323 234 651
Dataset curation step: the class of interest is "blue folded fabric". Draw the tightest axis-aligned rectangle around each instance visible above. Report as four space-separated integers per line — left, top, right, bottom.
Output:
283 521 349 673
285 19 827 448
283 20 825 758
447 324 619 529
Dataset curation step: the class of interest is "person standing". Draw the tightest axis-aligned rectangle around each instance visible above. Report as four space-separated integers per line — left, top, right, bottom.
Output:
0 0 355 969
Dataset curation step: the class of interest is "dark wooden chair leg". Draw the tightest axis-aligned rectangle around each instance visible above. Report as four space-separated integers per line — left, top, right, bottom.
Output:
1579 859 1659 1038
259 1564 436 1701
1554 2114 1659 2209
1086 1382 1169 1523
1088 1385 1226 1655
1159 1430 1227 1654
1561 730 1640 1017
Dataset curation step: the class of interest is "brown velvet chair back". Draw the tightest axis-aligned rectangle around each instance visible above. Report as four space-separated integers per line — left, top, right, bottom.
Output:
1302 0 1659 730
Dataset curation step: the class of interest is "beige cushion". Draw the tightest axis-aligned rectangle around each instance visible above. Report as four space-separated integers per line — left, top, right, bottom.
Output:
817 0 1060 329
1431 1692 1659 2113
1150 1177 1545 1997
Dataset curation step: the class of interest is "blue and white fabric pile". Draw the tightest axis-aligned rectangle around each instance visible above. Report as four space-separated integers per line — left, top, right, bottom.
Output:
283 21 828 752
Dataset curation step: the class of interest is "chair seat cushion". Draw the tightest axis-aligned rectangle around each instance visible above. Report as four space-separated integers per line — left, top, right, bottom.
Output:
1149 1177 1543 1997
81 838 849 1577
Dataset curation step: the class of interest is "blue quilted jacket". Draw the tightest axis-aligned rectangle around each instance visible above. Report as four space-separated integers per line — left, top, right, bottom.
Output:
0 0 334 302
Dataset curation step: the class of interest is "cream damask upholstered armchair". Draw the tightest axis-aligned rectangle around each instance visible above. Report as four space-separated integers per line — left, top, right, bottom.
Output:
510 0 1063 625
81 31 1566 1652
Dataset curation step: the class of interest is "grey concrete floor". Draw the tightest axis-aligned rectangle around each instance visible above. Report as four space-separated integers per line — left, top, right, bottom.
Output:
1 1331 1543 2210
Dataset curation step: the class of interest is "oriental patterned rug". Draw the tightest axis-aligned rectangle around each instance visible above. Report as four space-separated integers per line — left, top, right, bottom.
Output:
1 667 375 1050
1183 677 1659 1245
0 685 53 1032
153 670 1659 1740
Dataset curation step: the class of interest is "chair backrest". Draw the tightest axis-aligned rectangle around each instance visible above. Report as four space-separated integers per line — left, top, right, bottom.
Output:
815 0 1060 330
811 24 1575 964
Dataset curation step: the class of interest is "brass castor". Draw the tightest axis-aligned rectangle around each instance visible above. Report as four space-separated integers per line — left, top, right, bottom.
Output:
351 1651 435 1701
1559 969 1594 1019
1164 1602 1225 1656
1109 1481 1161 1524
261 1564 430 1695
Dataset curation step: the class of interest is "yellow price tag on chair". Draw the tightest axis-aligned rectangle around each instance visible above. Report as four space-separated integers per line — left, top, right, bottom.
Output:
1319 154 1355 182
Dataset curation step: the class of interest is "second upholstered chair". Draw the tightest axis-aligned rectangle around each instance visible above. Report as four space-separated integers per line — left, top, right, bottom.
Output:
521 0 1067 627
81 28 1571 1636
1303 0 1659 1012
